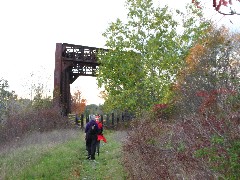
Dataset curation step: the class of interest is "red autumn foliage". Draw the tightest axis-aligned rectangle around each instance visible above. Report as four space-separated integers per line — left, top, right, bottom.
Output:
196 88 237 114
192 0 240 14
71 90 86 115
153 103 168 110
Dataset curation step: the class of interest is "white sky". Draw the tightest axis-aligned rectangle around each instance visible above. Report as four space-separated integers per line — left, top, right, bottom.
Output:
0 0 239 105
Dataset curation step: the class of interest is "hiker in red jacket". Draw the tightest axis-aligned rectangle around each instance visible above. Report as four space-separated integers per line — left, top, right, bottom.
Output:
95 115 107 156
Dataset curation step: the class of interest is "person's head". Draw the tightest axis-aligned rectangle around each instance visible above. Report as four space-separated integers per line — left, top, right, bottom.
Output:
95 114 100 121
90 114 96 121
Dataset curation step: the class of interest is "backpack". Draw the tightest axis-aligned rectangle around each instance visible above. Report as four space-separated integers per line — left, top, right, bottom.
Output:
88 123 97 135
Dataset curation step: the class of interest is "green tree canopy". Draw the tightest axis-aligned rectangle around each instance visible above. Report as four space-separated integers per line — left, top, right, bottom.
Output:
97 0 210 115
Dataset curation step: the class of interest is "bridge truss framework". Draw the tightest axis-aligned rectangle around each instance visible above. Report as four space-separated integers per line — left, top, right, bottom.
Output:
54 43 107 116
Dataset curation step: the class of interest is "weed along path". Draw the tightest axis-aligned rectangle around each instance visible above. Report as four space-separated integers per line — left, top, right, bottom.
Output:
0 129 128 179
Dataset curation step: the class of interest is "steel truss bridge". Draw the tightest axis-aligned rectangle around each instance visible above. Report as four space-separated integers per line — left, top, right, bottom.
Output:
54 43 107 116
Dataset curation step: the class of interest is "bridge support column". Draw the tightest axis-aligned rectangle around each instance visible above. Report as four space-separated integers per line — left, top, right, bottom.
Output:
54 43 71 116
54 43 62 109
61 68 71 115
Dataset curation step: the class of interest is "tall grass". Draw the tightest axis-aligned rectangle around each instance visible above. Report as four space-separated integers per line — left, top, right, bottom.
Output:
0 107 71 147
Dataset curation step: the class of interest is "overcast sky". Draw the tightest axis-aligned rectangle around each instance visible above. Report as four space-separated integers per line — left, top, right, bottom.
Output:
0 0 239 105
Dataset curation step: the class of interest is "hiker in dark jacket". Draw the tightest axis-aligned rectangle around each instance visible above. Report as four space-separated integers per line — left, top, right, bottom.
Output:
85 115 99 160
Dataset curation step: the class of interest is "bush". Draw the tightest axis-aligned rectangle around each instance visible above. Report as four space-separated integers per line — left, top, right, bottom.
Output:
0 107 72 146
122 116 218 179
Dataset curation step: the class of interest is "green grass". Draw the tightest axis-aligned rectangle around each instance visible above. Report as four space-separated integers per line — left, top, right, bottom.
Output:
0 130 127 180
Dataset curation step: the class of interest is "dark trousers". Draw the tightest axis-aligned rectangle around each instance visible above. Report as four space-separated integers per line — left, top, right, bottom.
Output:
86 134 97 159
96 140 100 156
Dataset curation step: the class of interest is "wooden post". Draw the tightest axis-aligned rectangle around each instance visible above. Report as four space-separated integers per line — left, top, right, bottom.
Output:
112 113 114 126
81 114 84 130
106 114 109 126
117 115 119 125
122 112 124 122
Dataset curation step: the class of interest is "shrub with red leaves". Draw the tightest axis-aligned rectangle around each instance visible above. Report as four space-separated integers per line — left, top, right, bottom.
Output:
122 116 218 179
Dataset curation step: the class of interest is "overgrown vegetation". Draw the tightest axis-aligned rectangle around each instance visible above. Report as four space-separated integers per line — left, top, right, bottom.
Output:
1 0 239 179
99 0 239 179
0 129 127 179
0 107 71 146
122 20 239 180
0 79 71 147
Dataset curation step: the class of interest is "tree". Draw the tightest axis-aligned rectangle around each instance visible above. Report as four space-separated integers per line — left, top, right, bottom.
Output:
85 104 99 116
71 90 86 115
0 78 17 120
97 0 210 115
173 25 240 178
175 25 240 116
32 84 52 110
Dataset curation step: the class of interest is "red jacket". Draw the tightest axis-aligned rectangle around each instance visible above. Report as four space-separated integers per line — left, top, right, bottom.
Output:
96 120 107 143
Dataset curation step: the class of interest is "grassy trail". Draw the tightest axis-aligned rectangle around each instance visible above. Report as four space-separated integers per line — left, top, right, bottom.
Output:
0 129 127 180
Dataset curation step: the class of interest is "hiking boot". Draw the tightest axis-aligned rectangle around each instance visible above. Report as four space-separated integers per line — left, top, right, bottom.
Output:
90 156 95 160
86 156 91 160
